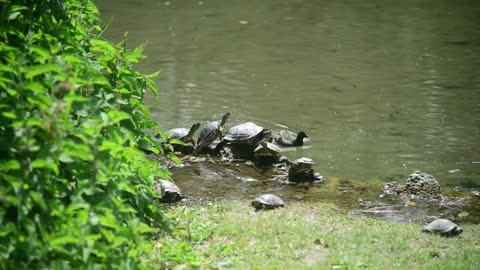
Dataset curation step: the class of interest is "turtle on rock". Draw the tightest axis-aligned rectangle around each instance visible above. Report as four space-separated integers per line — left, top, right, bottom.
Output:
422 219 463 237
272 130 309 147
217 122 271 159
195 112 231 154
253 141 282 165
288 157 315 182
167 122 201 146
251 194 285 210
166 122 201 154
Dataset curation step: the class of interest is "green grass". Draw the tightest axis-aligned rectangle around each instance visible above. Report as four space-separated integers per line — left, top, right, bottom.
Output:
152 202 480 269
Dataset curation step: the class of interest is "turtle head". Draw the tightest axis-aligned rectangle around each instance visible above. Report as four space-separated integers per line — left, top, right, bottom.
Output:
453 226 463 235
187 122 201 137
219 112 231 129
261 129 272 141
191 122 201 132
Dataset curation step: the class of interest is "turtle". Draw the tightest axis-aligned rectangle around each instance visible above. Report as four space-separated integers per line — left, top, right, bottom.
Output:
288 157 315 182
253 141 282 165
217 122 271 159
251 194 285 210
195 112 231 154
156 179 184 203
222 122 271 145
272 130 309 147
422 219 463 236
166 122 201 154
167 122 201 146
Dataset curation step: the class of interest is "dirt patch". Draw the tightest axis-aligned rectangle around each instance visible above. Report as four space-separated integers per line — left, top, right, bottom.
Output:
302 243 329 265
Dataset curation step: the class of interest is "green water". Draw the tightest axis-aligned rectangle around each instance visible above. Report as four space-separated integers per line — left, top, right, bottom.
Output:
97 0 480 186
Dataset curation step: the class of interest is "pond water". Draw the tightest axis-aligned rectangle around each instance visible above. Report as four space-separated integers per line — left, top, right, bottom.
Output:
97 0 480 221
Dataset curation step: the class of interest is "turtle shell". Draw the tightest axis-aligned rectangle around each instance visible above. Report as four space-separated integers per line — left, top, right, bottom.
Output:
253 142 282 165
156 180 183 203
422 219 463 236
251 194 285 210
223 122 268 145
168 128 189 140
289 157 315 182
254 142 282 155
168 122 200 142
291 157 314 171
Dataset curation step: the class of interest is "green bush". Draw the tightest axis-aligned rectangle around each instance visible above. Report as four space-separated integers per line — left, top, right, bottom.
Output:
0 0 169 268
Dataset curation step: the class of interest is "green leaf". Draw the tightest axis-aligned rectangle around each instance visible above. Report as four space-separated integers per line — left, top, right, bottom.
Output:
98 210 119 229
0 64 14 73
168 138 184 145
31 158 59 175
2 111 16 119
59 152 74 163
23 64 64 79
91 38 116 56
63 140 93 161
107 110 134 126
8 11 21 20
50 236 80 253
0 160 21 171
24 81 45 94
29 191 47 210
117 182 136 195
29 45 51 60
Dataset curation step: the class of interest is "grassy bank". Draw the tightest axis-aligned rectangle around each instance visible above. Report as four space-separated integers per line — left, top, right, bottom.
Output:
152 202 480 269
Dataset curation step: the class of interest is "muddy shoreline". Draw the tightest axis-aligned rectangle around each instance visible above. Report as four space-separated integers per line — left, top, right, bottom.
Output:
158 155 480 224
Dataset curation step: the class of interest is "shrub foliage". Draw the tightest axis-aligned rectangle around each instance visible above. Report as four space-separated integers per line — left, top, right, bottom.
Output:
0 0 168 268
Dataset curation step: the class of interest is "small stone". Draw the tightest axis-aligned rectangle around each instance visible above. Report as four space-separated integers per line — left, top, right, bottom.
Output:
405 200 416 207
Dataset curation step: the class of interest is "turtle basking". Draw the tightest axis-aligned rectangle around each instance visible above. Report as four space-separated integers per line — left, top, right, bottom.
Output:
222 122 271 146
167 122 201 146
422 219 463 237
272 130 309 147
195 112 231 154
217 122 271 159
288 157 315 182
166 122 201 153
253 141 282 165
251 194 285 210
155 180 184 203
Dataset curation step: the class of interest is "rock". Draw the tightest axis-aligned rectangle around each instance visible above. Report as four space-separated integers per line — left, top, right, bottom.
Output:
382 171 443 200
404 171 442 199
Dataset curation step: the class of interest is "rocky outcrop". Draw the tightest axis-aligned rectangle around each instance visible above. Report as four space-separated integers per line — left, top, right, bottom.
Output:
383 171 442 200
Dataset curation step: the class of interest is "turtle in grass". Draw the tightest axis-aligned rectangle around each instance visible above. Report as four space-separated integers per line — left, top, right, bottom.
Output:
422 219 463 237
156 180 184 203
251 194 285 210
